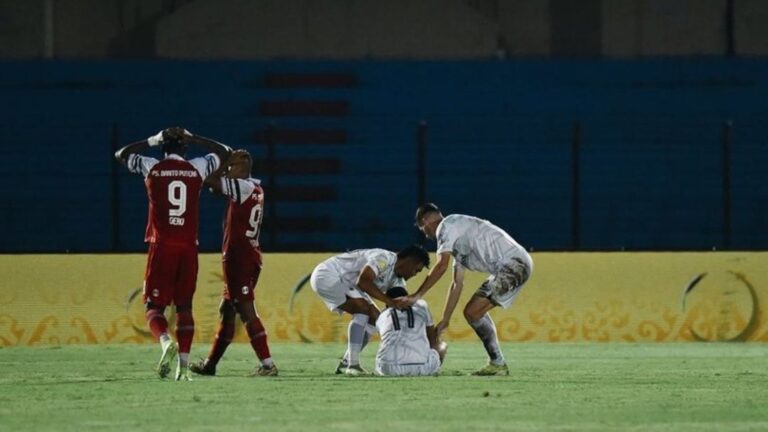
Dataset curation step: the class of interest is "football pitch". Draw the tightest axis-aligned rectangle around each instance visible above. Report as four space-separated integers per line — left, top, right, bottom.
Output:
1 343 767 432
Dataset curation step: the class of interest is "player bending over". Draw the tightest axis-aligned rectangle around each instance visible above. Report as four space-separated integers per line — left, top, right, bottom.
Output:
396 203 533 376
375 286 447 377
310 246 429 375
190 150 277 377
114 127 231 380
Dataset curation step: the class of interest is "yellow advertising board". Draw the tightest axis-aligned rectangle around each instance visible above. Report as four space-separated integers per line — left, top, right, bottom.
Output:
0 252 766 346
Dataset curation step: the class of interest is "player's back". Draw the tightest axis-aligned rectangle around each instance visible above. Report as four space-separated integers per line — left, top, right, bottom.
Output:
438 214 528 273
222 179 264 254
324 248 395 286
375 300 432 365
145 158 203 245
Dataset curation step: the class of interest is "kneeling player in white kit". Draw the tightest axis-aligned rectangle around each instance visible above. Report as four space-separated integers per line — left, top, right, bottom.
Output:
397 203 533 376
375 287 447 377
310 245 430 375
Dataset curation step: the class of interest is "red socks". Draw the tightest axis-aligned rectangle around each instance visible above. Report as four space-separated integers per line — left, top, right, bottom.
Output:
145 309 168 340
245 317 271 361
175 310 195 354
206 319 236 366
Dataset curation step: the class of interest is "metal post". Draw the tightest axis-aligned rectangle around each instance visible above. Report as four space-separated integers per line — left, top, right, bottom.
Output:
722 120 733 249
416 120 427 245
572 121 581 250
725 0 735 57
110 123 120 251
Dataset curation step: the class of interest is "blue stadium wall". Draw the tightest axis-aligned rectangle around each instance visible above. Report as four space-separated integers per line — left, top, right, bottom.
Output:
0 60 766 252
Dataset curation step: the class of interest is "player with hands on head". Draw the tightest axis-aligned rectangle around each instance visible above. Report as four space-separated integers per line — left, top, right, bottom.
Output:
310 245 430 375
114 127 231 381
395 203 533 376
190 149 278 377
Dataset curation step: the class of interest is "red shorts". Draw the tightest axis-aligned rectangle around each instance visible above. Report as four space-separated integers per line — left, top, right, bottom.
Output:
143 242 199 307
222 248 262 303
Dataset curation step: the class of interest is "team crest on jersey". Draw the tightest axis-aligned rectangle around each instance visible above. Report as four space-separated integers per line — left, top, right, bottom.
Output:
242 286 249 295
377 259 388 272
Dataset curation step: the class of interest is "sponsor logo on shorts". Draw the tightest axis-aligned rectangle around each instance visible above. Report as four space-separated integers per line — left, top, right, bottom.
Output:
242 286 249 295
152 289 159 297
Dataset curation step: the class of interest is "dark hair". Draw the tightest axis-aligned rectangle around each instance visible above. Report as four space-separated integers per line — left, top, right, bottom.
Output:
162 139 187 156
397 244 430 268
386 286 408 299
414 203 440 225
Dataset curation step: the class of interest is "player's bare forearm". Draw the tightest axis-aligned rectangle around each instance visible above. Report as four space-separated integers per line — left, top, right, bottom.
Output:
440 280 463 329
184 134 232 160
414 254 450 299
114 140 149 166
356 267 394 307
426 325 440 348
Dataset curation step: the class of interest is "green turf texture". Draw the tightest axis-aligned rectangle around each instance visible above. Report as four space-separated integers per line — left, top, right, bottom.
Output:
1 343 767 431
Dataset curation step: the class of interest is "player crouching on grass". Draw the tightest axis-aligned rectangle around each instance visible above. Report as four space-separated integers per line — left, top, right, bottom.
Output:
190 150 278 377
374 286 447 377
310 245 430 375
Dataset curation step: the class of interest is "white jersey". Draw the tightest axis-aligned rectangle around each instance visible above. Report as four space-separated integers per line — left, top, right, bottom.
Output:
322 249 405 295
375 300 433 366
436 214 531 275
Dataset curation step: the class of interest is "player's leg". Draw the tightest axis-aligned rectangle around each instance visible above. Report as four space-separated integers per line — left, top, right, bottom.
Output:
337 297 378 375
309 264 372 374
190 299 236 376
464 295 508 375
236 255 276 375
143 243 177 378
465 259 531 376
235 301 277 376
172 246 199 381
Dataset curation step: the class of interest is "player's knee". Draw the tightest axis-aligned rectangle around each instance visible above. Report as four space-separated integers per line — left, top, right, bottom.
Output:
235 302 257 323
145 302 165 313
463 304 481 323
219 300 236 321
367 305 380 323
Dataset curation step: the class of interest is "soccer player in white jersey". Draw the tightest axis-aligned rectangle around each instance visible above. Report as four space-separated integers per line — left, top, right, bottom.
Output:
396 203 533 376
310 245 430 375
375 286 447 377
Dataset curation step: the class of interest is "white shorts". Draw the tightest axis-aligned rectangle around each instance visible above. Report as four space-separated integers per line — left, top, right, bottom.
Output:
375 349 441 377
310 263 372 314
475 256 533 309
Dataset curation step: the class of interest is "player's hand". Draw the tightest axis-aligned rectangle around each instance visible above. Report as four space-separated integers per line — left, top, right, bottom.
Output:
393 295 417 309
162 127 189 142
436 320 449 335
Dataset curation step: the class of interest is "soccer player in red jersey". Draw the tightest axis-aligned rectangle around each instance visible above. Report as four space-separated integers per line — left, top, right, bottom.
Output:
191 150 278 377
114 127 231 380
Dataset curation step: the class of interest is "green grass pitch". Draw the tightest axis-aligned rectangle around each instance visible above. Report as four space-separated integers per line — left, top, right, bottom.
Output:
2 343 767 431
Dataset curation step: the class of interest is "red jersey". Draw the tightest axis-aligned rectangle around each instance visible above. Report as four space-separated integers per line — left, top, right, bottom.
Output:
128 153 220 245
220 177 264 256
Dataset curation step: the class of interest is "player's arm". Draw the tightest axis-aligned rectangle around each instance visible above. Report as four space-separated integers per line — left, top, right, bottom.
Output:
114 128 181 166
436 264 465 334
356 266 396 308
182 132 232 161
396 252 451 307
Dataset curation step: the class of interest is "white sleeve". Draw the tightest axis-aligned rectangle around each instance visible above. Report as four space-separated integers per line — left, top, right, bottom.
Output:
126 154 158 178
220 178 256 204
416 300 433 326
436 221 456 255
189 153 221 180
364 250 392 277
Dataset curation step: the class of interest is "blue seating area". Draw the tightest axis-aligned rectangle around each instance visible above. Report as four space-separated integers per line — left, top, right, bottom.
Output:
0 59 766 252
